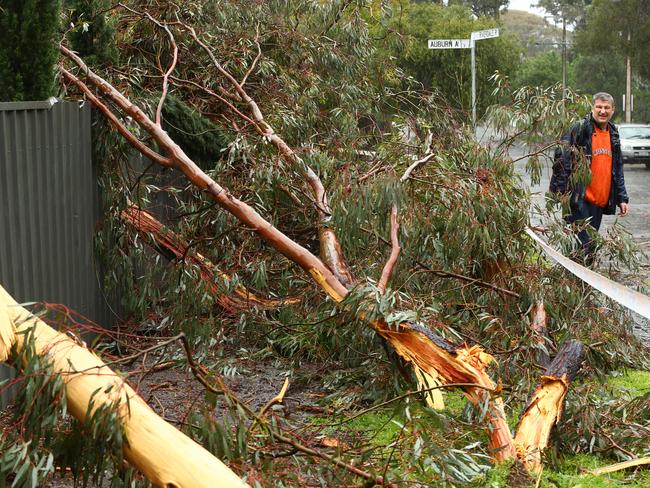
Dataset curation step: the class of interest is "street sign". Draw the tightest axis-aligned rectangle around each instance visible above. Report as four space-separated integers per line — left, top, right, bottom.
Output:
428 39 471 49
470 28 499 41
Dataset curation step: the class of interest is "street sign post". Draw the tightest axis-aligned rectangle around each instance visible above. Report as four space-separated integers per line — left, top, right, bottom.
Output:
470 29 499 127
427 28 499 127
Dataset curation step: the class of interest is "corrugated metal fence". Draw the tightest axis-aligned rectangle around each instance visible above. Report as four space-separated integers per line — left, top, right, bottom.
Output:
0 99 113 405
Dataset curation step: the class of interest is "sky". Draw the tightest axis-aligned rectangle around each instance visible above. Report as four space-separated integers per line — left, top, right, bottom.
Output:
507 0 547 17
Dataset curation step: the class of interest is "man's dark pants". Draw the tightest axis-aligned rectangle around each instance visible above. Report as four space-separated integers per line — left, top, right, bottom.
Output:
567 198 604 260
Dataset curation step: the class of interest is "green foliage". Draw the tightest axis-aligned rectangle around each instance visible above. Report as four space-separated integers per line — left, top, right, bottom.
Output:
0 0 61 101
160 95 232 169
64 0 119 67
511 51 565 91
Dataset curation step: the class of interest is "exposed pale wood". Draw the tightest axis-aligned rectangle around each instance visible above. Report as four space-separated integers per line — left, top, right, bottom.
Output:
377 322 515 460
0 284 247 488
515 340 585 472
586 457 650 476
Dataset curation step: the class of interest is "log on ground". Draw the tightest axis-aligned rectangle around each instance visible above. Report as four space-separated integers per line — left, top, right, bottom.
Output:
0 284 247 488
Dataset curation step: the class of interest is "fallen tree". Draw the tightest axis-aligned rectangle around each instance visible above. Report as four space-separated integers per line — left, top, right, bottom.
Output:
59 37 522 462
0 284 247 488
55 13 601 470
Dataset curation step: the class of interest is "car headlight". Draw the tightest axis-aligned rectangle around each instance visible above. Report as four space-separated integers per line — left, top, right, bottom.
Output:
621 144 632 152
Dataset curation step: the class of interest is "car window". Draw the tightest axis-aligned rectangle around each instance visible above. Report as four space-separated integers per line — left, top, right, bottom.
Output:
619 126 650 139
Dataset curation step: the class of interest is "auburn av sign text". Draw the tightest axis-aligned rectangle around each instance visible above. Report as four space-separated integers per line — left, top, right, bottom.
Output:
427 39 471 49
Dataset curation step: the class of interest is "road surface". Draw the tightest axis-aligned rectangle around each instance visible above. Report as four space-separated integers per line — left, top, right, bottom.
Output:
475 126 650 345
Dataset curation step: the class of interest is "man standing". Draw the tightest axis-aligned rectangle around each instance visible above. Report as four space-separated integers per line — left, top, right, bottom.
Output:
549 92 630 260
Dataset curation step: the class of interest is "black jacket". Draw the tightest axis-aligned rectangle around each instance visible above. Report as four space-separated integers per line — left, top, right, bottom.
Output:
549 114 629 215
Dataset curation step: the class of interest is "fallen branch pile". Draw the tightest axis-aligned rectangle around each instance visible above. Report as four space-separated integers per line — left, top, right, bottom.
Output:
56 14 588 477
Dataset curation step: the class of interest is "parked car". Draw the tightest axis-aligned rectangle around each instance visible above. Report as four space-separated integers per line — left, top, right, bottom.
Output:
618 123 650 169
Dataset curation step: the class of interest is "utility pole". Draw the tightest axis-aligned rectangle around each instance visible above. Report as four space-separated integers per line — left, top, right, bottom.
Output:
561 16 567 100
625 30 632 123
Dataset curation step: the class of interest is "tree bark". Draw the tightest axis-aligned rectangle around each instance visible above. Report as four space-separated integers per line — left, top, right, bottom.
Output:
0 284 247 488
529 301 552 368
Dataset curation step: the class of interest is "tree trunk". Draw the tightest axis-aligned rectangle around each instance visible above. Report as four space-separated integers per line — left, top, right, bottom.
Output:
514 339 585 472
0 284 247 488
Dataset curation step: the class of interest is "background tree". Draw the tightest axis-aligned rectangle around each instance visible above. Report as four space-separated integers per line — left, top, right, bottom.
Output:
64 0 118 67
449 0 509 18
501 8 564 57
0 0 61 101
376 2 520 119
571 0 650 122
510 50 566 90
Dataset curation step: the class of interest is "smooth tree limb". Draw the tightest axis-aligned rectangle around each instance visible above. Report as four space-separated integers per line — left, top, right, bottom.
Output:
120 204 299 311
60 43 524 462
180 19 354 286
529 301 553 368
377 204 401 294
0 284 247 488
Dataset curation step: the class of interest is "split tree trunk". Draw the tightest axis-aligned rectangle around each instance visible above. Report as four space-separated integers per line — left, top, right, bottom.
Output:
514 339 585 472
0 284 247 488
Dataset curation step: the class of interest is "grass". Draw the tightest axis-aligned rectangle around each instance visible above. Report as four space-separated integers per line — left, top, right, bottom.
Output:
604 369 650 399
306 369 650 486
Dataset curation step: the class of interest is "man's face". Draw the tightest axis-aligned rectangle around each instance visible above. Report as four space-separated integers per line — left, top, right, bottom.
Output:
592 99 614 127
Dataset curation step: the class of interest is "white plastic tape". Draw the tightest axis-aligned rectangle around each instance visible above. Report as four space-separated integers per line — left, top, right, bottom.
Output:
525 227 650 320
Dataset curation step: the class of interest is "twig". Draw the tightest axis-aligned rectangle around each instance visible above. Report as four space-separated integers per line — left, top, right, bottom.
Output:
377 205 400 294
416 262 520 298
510 142 557 164
400 153 435 182
258 377 289 419
240 24 262 87
340 382 495 425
